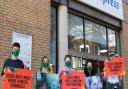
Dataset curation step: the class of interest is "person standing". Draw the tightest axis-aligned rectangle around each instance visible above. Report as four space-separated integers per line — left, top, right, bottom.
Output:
58 55 74 89
41 56 53 73
105 52 120 89
84 61 94 77
58 55 74 75
36 56 53 89
1 42 24 77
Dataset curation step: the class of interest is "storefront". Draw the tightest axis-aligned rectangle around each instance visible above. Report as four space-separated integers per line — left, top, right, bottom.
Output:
51 0 123 75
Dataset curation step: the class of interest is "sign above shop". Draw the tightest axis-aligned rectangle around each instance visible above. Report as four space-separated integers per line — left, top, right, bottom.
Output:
78 0 124 20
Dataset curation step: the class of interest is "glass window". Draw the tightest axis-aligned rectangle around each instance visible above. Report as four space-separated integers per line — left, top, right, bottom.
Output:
68 13 120 58
85 20 107 56
71 56 87 70
68 14 84 52
50 7 57 72
108 28 116 53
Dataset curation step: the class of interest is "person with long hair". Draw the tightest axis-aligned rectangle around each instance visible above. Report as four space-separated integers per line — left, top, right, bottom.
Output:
58 55 74 88
36 56 53 89
58 55 74 75
41 56 53 73
84 61 94 77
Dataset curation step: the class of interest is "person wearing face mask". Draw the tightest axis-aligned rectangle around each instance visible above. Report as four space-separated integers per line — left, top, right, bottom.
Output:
104 52 121 89
36 56 53 89
84 61 94 77
41 56 53 73
58 55 74 75
1 42 24 77
58 55 74 89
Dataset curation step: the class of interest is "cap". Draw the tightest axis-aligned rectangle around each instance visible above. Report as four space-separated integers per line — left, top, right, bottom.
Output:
109 52 115 56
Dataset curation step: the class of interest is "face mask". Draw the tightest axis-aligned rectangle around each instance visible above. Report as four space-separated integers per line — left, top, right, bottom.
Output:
65 61 72 67
42 62 49 68
87 66 92 72
12 50 20 57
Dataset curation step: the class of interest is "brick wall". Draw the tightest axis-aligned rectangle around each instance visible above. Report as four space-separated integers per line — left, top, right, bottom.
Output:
120 1 128 89
0 0 50 88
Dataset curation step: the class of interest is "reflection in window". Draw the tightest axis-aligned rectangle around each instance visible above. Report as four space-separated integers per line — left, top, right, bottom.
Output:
108 29 116 53
68 14 84 52
71 57 86 69
68 13 120 57
85 20 107 56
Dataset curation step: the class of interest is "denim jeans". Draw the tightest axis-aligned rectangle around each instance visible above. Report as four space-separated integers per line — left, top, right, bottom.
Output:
106 82 119 89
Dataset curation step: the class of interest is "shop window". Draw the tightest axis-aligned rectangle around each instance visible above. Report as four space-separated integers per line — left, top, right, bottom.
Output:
68 14 84 52
71 57 86 70
85 20 107 56
68 13 120 57
108 29 116 53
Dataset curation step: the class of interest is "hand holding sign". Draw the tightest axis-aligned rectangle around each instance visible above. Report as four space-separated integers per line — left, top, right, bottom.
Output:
3 67 32 89
61 71 85 89
104 57 126 76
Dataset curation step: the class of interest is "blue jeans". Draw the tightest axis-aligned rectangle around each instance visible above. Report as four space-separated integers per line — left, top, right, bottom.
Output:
106 82 119 89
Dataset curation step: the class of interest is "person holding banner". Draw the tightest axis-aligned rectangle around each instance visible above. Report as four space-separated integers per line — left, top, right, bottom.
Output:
58 55 74 89
1 42 24 77
41 56 53 73
105 52 121 89
36 56 53 89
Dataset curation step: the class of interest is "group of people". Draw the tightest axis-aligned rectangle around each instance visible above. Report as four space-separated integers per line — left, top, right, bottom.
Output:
1 42 74 76
1 42 123 89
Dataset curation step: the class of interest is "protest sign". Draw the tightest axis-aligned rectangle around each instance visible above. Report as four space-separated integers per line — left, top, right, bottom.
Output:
61 71 85 89
104 57 126 76
3 67 32 89
36 72 60 89
85 76 103 89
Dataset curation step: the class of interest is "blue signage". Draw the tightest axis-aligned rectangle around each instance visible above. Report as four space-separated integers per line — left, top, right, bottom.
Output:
125 0 128 4
101 0 120 9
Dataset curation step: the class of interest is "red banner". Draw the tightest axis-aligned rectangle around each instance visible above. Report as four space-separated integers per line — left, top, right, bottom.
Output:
61 71 85 89
104 57 126 76
3 67 32 89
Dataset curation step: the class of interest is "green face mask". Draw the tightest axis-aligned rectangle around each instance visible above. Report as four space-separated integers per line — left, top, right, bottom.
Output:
42 62 49 68
87 66 92 72
65 61 72 67
12 50 20 57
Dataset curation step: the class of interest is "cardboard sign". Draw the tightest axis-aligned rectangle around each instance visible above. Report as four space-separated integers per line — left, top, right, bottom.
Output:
104 57 126 76
61 71 85 89
3 67 32 89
